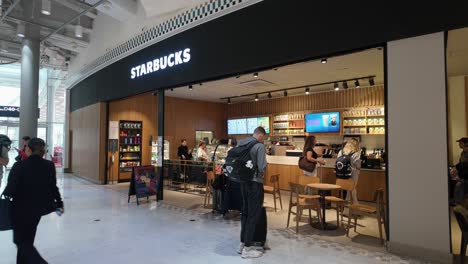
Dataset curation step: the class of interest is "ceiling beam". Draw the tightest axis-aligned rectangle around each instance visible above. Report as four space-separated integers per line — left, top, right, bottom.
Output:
50 0 97 19
0 0 21 23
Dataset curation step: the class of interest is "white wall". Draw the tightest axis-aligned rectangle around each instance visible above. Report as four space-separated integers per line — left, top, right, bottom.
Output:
387 32 450 262
448 76 466 165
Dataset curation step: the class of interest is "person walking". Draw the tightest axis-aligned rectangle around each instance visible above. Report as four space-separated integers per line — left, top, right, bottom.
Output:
238 127 267 259
2 138 64 264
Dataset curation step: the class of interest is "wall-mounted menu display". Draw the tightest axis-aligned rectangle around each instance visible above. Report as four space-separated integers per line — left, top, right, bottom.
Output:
228 116 270 135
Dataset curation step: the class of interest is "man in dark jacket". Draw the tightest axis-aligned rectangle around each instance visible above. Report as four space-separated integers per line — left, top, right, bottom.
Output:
452 137 468 204
3 138 64 264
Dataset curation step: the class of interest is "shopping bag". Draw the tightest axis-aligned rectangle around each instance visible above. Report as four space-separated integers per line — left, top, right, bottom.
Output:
0 195 13 231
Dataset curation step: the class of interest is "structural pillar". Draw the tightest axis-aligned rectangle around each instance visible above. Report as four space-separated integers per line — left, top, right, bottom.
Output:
19 7 41 140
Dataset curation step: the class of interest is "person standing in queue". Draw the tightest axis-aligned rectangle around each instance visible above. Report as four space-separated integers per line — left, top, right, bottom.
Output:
3 138 64 264
302 136 326 177
451 137 468 204
238 127 268 259
337 138 362 204
177 139 192 160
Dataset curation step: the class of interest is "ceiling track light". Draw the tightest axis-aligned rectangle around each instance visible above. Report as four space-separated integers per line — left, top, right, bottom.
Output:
188 85 193 90
369 77 375 86
305 87 310 95
227 98 231 104
354 80 360 88
283 90 288 97
16 23 25 38
321 58 327 64
170 88 174 91
334 82 339 91
41 0 52 15
253 72 258 78
342 81 348 89
254 94 259 102
268 92 272 99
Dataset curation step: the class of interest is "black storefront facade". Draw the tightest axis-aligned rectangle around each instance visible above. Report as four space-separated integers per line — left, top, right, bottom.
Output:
69 1 468 262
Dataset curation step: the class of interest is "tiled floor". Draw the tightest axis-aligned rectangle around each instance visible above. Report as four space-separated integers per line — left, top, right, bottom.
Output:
0 174 431 263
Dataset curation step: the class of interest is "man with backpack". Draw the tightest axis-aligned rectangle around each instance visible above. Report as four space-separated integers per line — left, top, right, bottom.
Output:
0 134 11 188
224 127 267 258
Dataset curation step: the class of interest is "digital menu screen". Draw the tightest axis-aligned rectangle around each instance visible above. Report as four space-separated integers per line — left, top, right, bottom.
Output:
305 112 340 133
228 118 247 135
228 117 270 135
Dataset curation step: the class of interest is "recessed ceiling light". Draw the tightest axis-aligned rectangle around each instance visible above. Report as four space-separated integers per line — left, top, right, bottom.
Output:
321 58 327 64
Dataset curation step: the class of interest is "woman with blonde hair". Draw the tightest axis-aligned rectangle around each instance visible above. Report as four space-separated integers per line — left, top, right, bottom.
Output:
337 138 361 204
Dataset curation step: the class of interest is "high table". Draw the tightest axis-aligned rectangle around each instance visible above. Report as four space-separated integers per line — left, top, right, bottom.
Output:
307 183 342 230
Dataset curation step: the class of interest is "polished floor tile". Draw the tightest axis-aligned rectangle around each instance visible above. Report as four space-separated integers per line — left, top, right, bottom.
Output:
0 174 430 263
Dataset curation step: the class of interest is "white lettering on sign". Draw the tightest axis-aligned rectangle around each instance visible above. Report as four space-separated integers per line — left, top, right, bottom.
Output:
130 48 191 79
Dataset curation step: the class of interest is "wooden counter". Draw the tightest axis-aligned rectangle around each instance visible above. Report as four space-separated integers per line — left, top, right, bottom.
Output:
265 162 386 202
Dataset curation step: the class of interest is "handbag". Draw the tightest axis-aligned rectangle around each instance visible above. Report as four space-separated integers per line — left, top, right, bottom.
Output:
298 156 317 173
0 195 13 231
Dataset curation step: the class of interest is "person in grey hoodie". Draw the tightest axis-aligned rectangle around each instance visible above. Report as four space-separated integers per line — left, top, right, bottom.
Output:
238 127 267 259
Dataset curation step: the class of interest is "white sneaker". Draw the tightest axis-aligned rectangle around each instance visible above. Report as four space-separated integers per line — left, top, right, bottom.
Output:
241 247 263 259
237 243 244 254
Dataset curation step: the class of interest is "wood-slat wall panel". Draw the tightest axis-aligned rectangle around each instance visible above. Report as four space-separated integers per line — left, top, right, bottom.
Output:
228 86 384 118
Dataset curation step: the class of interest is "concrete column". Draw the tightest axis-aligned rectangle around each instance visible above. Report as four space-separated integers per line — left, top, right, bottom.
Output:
19 36 40 139
19 1 41 140
387 32 450 263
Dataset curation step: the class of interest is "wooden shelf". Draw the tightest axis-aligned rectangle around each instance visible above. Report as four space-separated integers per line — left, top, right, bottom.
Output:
273 120 289 123
120 151 141 153
367 115 385 117
273 128 289 130
289 127 305 129
343 116 366 118
288 119 304 121
344 125 366 127
119 143 140 145
367 124 385 126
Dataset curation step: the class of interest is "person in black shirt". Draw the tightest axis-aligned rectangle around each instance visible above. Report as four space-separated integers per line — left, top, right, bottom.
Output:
452 137 468 204
302 136 325 177
3 138 64 263
177 139 192 160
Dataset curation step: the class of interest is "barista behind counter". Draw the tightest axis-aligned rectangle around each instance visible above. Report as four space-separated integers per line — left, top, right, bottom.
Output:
265 155 386 202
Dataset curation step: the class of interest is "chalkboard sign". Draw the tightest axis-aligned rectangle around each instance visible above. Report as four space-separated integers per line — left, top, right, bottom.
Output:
109 139 118 153
128 165 158 205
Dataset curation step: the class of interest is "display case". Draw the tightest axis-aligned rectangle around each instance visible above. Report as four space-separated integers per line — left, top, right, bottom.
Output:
342 107 385 135
272 113 305 136
119 120 142 173
151 139 170 166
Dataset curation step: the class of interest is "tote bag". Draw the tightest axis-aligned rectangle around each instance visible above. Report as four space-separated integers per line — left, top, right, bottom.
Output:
0 195 13 231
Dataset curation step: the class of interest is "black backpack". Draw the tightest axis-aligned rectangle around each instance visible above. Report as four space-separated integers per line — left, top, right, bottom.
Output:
0 134 12 151
335 152 355 179
223 141 259 183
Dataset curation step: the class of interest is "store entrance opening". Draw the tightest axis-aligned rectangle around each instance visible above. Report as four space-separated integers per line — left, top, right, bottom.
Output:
107 46 387 249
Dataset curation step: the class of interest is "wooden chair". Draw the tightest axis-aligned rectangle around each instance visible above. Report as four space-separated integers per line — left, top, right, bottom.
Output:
454 206 468 263
287 182 322 233
346 188 386 244
203 171 215 207
325 178 356 227
264 174 283 212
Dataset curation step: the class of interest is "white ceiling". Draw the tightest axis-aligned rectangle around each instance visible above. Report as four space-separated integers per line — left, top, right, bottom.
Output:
167 48 385 103
140 0 207 18
447 27 468 77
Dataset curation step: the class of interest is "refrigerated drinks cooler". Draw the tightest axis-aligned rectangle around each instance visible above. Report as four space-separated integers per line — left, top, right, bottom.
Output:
151 140 170 166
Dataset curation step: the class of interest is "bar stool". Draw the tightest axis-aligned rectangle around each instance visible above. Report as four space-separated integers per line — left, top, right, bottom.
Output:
204 171 215 207
264 174 282 212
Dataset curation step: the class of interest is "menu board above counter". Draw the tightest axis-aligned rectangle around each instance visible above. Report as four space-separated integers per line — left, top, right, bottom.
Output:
228 116 270 135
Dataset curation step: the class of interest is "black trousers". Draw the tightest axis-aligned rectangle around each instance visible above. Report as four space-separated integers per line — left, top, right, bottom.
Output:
13 214 48 264
240 181 266 247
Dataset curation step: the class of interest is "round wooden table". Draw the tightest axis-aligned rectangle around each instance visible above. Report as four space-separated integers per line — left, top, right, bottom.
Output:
307 183 342 230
